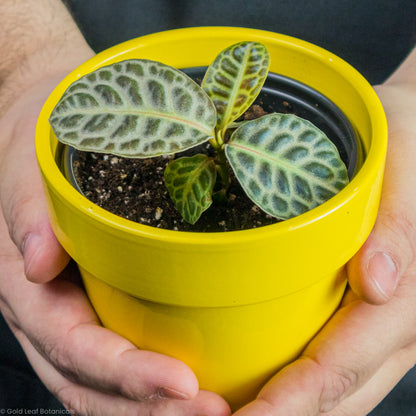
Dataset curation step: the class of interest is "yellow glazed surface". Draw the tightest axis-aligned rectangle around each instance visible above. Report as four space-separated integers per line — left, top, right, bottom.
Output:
82 267 346 408
35 27 387 410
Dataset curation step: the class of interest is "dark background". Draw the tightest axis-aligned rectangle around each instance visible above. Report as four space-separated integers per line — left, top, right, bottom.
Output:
1 0 416 413
66 0 416 84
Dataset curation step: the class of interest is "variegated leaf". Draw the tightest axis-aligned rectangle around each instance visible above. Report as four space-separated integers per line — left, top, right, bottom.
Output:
225 113 349 220
49 60 217 157
201 41 270 130
164 154 217 224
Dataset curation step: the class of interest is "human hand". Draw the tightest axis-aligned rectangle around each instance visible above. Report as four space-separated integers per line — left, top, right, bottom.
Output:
233 284 416 416
0 65 231 414
232 58 416 415
0 204 230 415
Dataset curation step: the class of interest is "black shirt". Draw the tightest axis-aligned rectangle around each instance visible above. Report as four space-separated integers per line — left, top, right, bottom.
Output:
66 0 415 84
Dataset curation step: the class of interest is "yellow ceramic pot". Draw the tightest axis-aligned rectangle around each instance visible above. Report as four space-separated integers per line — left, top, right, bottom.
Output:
35 27 387 410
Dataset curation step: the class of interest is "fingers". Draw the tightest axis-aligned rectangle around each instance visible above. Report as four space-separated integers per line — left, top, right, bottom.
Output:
10 273 200 403
0 209 193 404
321 344 416 416
347 83 416 304
10 277 231 414
13 324 231 416
0 98 70 283
233 285 416 416
0 184 231 415
0 241 230 414
48 321 201 401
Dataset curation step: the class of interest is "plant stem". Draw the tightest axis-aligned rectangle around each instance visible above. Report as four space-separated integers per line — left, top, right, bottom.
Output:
217 129 225 146
211 128 231 197
216 145 231 192
209 128 225 150
209 137 220 150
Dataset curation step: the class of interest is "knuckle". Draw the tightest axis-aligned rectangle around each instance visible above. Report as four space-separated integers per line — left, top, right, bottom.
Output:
117 377 139 401
319 364 359 412
41 332 84 384
54 385 88 416
251 397 276 416
115 348 156 402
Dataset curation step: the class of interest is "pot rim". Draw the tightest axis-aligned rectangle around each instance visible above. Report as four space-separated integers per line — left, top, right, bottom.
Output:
35 26 387 246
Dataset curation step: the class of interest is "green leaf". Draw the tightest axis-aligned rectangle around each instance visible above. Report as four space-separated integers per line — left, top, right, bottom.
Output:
164 154 217 224
201 41 270 130
225 113 349 220
49 59 217 157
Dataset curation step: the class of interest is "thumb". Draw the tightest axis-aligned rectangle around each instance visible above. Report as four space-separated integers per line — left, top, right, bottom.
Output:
0 103 70 283
347 85 416 304
347 207 413 304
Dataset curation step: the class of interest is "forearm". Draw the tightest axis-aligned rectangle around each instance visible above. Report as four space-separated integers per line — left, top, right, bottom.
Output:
0 0 93 114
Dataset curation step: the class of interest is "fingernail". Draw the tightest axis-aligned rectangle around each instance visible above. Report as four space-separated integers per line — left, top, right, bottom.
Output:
367 252 398 299
158 386 190 400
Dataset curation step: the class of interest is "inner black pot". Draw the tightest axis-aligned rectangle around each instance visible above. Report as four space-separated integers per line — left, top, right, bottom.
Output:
62 68 359 232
